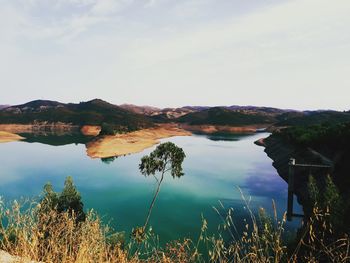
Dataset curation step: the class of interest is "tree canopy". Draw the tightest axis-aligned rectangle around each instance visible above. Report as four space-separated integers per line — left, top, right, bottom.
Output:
139 141 185 179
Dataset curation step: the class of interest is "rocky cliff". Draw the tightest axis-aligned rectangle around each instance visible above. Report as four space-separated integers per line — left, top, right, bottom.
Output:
256 133 332 208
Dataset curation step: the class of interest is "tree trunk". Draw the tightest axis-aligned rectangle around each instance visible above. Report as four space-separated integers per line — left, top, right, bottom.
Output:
143 170 165 230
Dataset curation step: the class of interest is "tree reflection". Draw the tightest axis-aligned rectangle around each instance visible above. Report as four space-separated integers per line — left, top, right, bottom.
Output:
101 156 118 164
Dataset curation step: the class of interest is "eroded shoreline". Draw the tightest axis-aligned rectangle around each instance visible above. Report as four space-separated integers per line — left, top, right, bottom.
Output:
86 124 192 158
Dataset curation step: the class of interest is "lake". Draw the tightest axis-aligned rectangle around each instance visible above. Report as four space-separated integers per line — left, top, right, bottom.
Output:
0 132 302 244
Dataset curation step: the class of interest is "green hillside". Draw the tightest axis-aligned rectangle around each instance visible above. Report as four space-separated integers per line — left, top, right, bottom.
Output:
0 99 153 131
177 107 276 126
275 111 350 127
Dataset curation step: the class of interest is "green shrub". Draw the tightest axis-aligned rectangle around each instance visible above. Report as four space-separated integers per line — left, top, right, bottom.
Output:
100 122 118 135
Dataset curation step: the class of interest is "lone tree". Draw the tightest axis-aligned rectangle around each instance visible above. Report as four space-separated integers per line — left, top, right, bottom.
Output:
57 176 86 222
139 142 186 232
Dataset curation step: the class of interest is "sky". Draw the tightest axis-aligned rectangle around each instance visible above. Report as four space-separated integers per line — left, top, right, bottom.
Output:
0 0 349 110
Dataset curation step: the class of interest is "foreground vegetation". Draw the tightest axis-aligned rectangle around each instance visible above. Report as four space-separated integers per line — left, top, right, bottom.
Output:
0 183 349 262
0 142 349 262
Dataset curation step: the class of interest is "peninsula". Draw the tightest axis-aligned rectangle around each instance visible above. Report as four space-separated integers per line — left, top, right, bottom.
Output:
86 124 191 158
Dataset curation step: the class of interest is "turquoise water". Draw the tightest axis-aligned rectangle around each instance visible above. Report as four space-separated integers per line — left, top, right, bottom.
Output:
0 133 301 243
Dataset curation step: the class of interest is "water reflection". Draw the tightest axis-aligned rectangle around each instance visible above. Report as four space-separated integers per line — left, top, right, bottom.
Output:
20 132 93 146
101 156 118 164
206 132 253 142
244 168 287 200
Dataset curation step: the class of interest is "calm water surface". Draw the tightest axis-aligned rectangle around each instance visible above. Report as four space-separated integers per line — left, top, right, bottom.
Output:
0 133 302 243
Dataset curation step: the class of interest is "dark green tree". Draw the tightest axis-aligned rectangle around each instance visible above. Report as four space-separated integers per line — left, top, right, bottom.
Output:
39 177 86 223
57 176 86 222
99 122 117 135
139 142 186 231
40 182 59 213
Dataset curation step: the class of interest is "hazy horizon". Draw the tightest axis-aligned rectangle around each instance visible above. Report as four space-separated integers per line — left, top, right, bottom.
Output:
1 0 349 111
1 97 347 112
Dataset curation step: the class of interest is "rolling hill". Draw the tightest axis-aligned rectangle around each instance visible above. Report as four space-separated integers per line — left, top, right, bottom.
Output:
177 107 277 126
119 104 292 125
2 100 349 133
119 104 196 119
0 99 153 131
274 111 350 127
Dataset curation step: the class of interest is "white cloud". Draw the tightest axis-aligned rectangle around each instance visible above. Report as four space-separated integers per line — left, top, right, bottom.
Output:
144 0 156 8
0 0 133 42
91 0 127 15
122 0 350 66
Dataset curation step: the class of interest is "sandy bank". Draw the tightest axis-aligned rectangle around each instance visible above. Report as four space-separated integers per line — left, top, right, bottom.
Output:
0 131 24 143
86 124 191 158
179 124 267 134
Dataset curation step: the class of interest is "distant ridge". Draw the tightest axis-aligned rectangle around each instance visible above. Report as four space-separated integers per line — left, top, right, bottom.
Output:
17 99 64 108
226 105 295 114
119 104 161 115
1 99 350 130
275 111 350 126
119 104 196 119
177 107 277 126
0 99 153 131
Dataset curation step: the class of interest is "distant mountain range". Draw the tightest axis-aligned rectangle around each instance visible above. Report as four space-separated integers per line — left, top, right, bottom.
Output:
1 99 349 131
119 104 291 119
0 99 153 131
119 104 197 119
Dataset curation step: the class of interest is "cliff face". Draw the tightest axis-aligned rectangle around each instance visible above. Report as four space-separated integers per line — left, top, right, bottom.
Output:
258 134 332 207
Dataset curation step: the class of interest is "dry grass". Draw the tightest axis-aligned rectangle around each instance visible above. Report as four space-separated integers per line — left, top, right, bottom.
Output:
0 200 129 263
0 197 349 263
